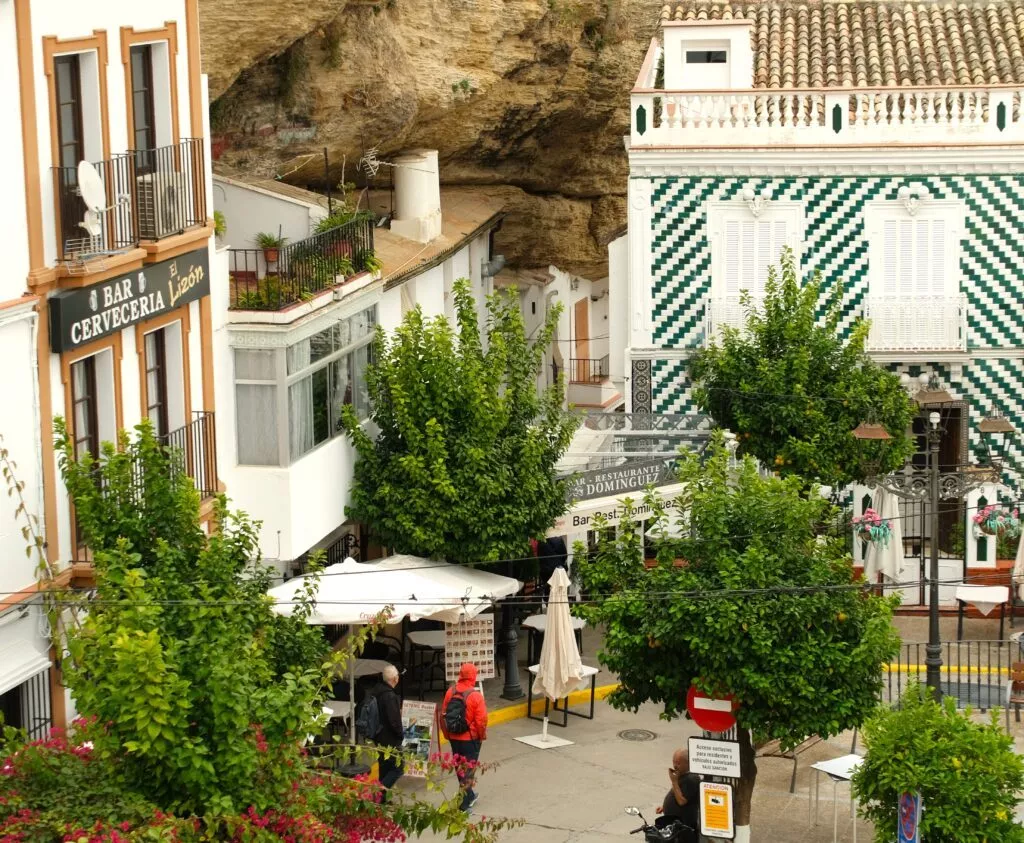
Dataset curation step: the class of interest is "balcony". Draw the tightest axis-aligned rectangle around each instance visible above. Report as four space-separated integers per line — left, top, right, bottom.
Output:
567 356 610 384
52 139 207 273
703 295 760 345
630 85 1024 148
863 294 967 353
71 411 219 560
228 217 376 311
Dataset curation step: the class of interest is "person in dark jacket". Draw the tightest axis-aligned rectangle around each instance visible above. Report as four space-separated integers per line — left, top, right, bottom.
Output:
371 664 404 794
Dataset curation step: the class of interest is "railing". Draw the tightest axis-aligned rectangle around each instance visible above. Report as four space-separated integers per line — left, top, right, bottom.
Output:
883 639 1021 710
130 138 206 240
52 154 138 263
568 356 610 384
864 293 967 352
161 411 218 499
631 85 1024 145
703 295 761 344
229 217 376 311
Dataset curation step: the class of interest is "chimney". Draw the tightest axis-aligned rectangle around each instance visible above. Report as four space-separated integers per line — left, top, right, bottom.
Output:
390 149 442 243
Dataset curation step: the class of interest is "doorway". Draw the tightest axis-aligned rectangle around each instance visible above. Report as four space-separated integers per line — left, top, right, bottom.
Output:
572 298 590 383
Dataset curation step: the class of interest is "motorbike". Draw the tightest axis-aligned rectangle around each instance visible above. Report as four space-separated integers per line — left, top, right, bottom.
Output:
623 806 697 843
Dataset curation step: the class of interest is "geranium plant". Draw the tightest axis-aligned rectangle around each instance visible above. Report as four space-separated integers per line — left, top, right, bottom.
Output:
972 504 1021 539
852 508 893 547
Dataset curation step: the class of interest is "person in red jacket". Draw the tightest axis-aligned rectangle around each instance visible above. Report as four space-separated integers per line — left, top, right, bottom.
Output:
440 662 488 812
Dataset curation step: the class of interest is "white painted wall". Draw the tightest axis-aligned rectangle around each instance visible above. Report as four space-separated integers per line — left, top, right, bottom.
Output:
414 264 445 319
662 22 754 89
608 234 628 387
213 178 324 251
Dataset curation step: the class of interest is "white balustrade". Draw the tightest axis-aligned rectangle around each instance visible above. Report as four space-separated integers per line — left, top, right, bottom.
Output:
631 87 1023 145
863 293 967 352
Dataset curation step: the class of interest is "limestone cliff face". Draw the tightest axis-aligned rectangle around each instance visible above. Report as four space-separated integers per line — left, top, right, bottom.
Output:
200 0 663 277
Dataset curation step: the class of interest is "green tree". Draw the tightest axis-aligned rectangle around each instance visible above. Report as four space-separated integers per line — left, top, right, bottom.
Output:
690 249 916 489
341 277 579 566
853 685 1024 842
0 419 513 840
575 436 900 835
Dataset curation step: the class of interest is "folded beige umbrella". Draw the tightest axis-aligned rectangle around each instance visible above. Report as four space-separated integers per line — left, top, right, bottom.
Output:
531 567 585 701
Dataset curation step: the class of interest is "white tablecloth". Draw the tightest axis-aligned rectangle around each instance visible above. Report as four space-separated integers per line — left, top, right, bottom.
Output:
407 630 446 649
954 585 1010 617
522 614 586 633
527 663 598 693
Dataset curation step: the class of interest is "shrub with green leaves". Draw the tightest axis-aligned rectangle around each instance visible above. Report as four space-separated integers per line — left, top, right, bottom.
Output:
853 685 1024 842
341 278 578 567
690 249 916 489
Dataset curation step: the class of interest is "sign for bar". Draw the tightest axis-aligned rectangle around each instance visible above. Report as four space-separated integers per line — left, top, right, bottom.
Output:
564 457 676 503
699 781 735 839
50 248 211 353
689 737 742 779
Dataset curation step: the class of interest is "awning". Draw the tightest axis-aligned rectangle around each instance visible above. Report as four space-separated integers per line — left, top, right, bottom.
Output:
0 641 51 697
549 483 686 535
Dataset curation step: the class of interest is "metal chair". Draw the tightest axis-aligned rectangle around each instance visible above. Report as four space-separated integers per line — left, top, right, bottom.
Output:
1005 661 1024 732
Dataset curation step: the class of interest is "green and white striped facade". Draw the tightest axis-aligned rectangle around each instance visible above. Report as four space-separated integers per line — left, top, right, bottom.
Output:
623 167 1024 491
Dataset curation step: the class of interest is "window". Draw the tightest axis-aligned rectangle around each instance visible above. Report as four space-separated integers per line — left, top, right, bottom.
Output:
287 306 376 461
54 55 84 171
130 45 157 171
0 670 52 742
144 328 169 437
233 304 377 466
707 201 804 331
686 51 727 63
70 355 99 460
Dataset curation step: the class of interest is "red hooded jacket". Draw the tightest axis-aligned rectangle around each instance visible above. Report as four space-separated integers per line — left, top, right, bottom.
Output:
441 662 488 741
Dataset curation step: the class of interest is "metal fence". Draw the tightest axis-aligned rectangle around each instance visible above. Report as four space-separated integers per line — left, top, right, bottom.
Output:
567 356 610 384
162 411 218 500
53 154 138 262
132 138 206 240
229 216 375 311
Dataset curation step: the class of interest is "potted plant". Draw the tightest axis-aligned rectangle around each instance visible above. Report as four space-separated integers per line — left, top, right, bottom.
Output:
213 210 226 240
972 505 1021 539
852 508 893 547
254 231 287 263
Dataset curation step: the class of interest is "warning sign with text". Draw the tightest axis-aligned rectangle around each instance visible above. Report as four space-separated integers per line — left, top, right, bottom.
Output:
689 737 742 779
699 781 735 839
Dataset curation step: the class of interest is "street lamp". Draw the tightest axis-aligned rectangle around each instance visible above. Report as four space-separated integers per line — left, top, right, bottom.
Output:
853 378 1009 701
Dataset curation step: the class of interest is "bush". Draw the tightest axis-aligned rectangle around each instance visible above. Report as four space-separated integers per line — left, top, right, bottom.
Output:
852 684 1024 842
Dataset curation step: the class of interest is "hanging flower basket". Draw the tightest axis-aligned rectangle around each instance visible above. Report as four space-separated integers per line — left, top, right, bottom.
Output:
972 505 1021 539
852 508 893 547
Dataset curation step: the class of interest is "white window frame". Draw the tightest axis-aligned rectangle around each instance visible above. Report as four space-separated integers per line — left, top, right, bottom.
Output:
863 199 964 299
706 200 805 331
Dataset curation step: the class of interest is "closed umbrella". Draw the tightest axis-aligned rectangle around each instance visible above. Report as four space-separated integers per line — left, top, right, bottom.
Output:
531 567 584 708
1014 531 1024 601
864 487 903 583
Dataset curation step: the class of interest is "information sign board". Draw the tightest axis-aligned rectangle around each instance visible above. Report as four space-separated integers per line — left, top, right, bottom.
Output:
699 781 735 839
688 737 742 779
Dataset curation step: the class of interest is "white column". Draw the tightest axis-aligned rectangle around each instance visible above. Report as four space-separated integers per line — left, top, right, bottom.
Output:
627 178 654 349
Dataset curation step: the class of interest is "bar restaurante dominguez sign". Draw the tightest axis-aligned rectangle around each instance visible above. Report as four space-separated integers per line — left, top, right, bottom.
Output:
49 248 210 353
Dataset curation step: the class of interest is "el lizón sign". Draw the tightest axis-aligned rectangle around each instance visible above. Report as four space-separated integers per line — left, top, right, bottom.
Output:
565 457 676 503
49 248 211 353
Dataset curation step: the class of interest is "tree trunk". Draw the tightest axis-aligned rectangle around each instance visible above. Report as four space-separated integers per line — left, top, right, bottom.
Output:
734 727 758 838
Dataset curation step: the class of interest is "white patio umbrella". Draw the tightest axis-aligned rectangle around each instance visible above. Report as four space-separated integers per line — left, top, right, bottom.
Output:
522 567 584 747
268 554 520 741
863 486 903 584
1013 531 1024 601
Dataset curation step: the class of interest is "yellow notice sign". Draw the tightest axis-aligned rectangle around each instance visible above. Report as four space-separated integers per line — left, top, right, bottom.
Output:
699 781 735 839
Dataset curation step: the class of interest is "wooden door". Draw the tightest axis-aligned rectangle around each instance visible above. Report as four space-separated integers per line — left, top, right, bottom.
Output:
573 298 589 382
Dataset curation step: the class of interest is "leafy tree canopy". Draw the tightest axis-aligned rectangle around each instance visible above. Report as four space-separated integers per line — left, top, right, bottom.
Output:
0 421 508 840
575 437 900 823
853 685 1024 842
689 249 916 488
342 278 579 566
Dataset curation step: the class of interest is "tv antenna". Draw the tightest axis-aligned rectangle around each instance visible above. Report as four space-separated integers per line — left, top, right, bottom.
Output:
61 161 131 274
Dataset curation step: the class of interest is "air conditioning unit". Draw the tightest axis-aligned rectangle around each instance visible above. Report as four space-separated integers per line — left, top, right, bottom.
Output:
136 173 181 239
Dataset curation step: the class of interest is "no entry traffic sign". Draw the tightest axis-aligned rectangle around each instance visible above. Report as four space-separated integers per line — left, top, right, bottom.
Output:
687 686 738 732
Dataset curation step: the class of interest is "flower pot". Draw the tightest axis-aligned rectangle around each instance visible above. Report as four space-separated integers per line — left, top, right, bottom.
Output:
263 247 280 264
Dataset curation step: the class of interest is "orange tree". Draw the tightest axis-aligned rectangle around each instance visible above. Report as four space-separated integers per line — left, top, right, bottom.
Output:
0 420 512 841
575 436 900 838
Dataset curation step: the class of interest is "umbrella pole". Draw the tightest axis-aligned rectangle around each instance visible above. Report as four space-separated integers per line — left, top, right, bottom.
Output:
541 716 549 743
349 649 357 744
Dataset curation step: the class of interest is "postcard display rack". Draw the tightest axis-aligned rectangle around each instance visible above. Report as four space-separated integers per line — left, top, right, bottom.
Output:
444 614 496 682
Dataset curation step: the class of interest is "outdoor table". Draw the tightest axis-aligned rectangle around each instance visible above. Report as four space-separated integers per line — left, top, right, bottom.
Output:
809 753 863 843
525 664 599 727
955 585 1009 641
522 614 585 664
407 630 446 698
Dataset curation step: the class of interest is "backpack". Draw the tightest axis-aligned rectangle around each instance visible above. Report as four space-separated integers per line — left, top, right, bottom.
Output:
355 692 382 742
444 689 476 735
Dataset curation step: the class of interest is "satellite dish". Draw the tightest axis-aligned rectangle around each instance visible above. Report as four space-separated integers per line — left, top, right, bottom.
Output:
76 160 107 212
80 209 102 237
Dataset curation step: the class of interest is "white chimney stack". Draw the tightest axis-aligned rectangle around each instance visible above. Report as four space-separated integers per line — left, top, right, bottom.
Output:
390 149 442 243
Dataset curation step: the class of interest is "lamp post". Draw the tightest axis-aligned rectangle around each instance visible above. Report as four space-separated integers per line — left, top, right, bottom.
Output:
854 378 1012 701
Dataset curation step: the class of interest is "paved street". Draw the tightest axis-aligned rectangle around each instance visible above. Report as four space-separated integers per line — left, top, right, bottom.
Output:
396 700 874 842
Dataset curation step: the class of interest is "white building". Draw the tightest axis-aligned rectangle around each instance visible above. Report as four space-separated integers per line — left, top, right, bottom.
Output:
613 0 1024 602
212 152 504 576
1 0 221 732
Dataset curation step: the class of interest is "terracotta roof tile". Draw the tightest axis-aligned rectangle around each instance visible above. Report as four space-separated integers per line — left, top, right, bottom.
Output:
662 0 1024 87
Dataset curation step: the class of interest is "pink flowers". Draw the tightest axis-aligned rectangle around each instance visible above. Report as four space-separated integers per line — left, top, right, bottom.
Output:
973 505 1021 538
853 508 893 547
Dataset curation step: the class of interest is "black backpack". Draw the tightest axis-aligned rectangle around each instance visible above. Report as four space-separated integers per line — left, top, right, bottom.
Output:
355 693 383 742
444 689 476 735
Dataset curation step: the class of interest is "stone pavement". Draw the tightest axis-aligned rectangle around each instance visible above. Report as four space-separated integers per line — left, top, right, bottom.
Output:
394 700 875 842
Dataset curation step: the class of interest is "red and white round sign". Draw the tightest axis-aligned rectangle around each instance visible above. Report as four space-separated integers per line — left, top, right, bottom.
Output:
686 685 738 732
